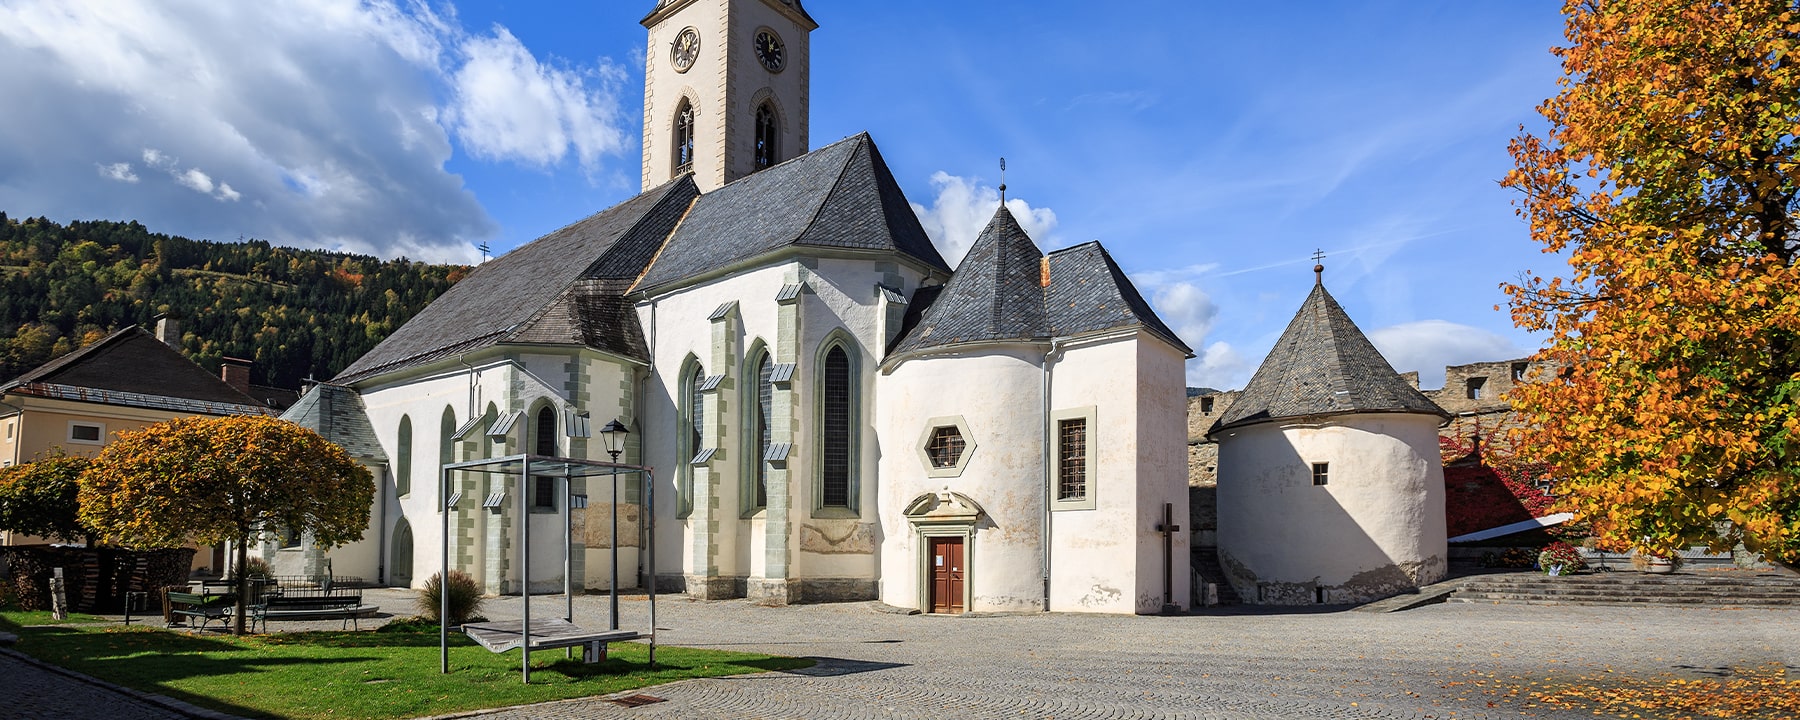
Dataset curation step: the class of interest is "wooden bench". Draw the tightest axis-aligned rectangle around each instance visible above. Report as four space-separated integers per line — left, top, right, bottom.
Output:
165 591 235 633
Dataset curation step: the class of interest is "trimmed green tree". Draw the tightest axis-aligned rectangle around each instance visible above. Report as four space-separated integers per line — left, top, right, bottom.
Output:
0 450 95 545
80 415 373 634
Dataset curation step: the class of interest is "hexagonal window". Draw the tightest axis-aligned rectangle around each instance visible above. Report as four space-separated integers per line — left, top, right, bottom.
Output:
916 416 976 478
925 426 965 468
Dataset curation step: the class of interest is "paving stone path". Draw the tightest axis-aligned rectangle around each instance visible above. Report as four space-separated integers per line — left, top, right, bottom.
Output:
426 590 1800 720
0 649 186 720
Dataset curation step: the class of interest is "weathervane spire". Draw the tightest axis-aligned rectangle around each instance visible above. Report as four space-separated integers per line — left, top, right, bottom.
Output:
1312 249 1326 285
998 157 1007 204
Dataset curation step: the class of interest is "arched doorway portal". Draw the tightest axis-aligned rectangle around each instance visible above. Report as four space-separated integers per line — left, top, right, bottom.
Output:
391 517 414 588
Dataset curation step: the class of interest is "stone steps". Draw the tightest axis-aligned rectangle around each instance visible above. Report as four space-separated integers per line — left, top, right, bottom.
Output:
1447 572 1800 607
1190 547 1242 606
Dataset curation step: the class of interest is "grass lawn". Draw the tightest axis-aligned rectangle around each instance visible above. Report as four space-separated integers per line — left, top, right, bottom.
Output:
0 609 109 626
0 612 810 719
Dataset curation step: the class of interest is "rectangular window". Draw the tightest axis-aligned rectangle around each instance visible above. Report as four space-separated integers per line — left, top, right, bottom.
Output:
68 422 103 444
1057 418 1088 501
1466 377 1487 400
534 476 555 510
1200 396 1214 414
1511 362 1529 382
1312 462 1329 486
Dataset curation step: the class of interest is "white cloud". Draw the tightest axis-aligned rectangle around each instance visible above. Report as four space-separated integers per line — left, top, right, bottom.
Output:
96 163 136 183
1151 282 1217 352
0 1 631 261
1367 320 1526 389
1190 341 1252 390
911 171 1058 265
447 26 627 169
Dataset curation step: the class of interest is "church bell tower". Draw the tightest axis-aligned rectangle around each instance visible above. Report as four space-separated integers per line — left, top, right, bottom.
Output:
641 0 817 192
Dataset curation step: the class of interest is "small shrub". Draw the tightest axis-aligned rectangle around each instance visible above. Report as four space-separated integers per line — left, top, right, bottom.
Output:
419 570 483 625
230 557 272 580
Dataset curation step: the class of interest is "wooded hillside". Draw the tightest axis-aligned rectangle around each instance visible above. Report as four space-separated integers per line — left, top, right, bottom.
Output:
0 212 466 389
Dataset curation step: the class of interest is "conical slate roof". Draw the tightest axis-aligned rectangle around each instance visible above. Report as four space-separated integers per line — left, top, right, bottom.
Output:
889 207 1048 355
1213 281 1447 433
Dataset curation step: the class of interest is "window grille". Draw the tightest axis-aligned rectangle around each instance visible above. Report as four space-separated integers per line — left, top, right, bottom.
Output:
533 407 556 509
821 347 851 507
755 354 773 508
926 426 964 469
1057 418 1087 501
1312 462 1329 486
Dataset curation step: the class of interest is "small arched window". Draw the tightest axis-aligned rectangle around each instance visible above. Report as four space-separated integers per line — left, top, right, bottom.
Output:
820 346 853 508
673 99 696 174
396 415 413 497
754 102 778 171
533 406 556 509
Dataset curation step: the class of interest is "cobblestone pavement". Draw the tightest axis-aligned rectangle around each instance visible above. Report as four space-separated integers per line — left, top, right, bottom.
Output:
0 650 186 720
400 590 1799 720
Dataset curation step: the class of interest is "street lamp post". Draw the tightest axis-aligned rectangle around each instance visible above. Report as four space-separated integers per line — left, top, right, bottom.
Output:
599 419 629 631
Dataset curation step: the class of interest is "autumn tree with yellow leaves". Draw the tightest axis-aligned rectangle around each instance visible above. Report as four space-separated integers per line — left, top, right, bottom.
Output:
80 415 373 633
1504 0 1800 570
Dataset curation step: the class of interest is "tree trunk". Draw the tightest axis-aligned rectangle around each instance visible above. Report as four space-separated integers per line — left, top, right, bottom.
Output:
233 535 248 635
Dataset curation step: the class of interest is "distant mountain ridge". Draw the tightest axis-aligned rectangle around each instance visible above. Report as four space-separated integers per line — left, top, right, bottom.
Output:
0 212 465 389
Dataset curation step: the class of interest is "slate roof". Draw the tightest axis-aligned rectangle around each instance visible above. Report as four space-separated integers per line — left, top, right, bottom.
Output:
634 133 950 292
1212 281 1448 433
1 327 267 411
335 177 700 383
889 207 1192 357
280 383 387 461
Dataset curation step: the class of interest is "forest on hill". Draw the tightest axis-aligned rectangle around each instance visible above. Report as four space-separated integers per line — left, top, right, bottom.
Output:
0 212 466 389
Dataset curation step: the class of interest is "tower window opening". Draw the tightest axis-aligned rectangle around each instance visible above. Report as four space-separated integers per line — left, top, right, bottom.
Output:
1466 376 1487 400
673 99 695 175
754 103 778 171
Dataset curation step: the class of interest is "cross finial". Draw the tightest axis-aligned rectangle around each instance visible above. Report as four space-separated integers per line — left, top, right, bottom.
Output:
1312 249 1325 285
998 157 1007 204
477 241 491 263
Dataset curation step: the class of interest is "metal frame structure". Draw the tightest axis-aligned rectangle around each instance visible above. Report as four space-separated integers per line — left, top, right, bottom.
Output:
435 453 657 682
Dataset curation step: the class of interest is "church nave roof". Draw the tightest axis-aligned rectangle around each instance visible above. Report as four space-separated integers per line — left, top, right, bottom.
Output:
334 176 700 384
632 132 950 293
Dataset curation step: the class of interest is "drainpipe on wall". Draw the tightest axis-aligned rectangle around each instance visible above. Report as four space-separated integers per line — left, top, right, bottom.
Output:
1040 337 1067 612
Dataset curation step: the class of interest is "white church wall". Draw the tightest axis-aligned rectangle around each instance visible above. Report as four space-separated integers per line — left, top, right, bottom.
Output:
1134 335 1191 613
1215 413 1447 605
877 347 1047 613
322 460 387 582
359 369 477 587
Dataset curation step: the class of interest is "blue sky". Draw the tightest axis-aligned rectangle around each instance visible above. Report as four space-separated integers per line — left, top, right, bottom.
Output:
0 1 1567 389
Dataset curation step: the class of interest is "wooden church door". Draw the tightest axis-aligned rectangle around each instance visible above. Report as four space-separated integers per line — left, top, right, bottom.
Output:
929 537 965 614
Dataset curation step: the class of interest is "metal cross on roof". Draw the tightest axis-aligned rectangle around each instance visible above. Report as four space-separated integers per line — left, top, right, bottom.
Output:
1312 249 1326 285
999 157 1008 203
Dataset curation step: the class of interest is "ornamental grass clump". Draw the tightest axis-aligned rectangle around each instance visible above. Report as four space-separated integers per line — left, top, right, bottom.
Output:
1538 541 1585 575
419 570 483 625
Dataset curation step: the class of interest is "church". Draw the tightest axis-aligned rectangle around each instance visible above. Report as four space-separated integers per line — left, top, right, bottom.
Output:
275 0 1199 615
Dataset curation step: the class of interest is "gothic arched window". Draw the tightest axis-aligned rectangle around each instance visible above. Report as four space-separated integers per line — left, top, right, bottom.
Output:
673 99 696 175
751 351 772 509
754 102 778 171
396 415 413 497
678 359 705 518
533 406 556 509
438 407 456 509
818 344 856 509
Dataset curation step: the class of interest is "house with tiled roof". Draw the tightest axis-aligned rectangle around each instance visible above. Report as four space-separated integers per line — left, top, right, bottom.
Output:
0 320 272 571
292 0 1194 614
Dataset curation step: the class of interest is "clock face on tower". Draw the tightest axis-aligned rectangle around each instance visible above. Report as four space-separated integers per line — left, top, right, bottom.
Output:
754 30 785 73
671 27 700 73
